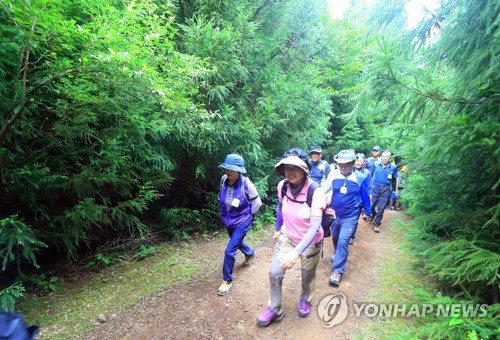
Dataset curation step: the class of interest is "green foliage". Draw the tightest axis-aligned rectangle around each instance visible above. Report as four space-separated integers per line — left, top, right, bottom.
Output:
252 206 275 232
0 0 340 272
354 0 499 319
0 216 47 271
0 282 25 312
87 252 121 267
159 207 205 240
400 290 500 340
24 273 59 292
136 245 156 260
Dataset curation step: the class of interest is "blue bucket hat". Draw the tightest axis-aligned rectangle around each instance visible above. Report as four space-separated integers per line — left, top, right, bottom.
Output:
334 150 357 164
219 154 247 174
309 146 322 154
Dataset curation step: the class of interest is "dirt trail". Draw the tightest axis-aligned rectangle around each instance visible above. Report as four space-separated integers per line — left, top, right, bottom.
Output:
85 211 399 339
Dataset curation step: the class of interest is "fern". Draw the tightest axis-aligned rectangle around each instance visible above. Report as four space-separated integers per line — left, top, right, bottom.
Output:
0 216 47 271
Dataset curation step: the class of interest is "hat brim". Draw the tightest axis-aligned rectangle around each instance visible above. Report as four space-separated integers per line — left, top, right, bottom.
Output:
219 163 247 174
274 156 309 176
334 157 356 164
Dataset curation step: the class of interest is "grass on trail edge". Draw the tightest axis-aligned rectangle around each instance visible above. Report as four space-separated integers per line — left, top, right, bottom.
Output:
360 217 428 338
18 226 271 339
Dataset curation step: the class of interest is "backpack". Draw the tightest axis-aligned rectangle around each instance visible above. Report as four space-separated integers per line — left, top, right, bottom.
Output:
281 180 332 237
0 312 39 340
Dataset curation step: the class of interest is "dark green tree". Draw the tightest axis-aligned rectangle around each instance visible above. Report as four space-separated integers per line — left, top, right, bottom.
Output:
359 0 499 307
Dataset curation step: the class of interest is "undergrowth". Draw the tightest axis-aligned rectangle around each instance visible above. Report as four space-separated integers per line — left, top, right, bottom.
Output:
363 217 499 339
15 222 273 338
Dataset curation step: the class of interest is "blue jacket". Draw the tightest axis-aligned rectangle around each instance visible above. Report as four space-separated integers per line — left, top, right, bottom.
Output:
310 160 331 185
371 161 398 185
356 168 373 196
327 170 372 218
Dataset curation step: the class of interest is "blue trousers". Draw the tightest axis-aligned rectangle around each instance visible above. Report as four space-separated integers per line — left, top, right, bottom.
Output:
350 207 363 239
223 220 254 282
331 215 359 274
372 185 391 227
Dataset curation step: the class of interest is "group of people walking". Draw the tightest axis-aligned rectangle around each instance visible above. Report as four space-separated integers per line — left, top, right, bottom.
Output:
216 145 400 327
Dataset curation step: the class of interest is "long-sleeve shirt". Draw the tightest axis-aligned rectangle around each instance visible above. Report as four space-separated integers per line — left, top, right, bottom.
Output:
276 177 324 254
370 162 399 187
325 169 372 218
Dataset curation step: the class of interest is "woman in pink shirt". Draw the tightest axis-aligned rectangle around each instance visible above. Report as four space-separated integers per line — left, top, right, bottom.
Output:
257 150 324 327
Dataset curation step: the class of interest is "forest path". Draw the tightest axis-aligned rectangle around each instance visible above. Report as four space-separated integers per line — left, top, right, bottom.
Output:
84 211 401 339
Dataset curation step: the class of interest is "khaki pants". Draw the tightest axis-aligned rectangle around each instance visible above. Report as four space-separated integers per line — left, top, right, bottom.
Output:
268 233 322 314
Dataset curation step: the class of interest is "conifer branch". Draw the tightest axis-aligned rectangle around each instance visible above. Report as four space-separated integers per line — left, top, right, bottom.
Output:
381 76 496 105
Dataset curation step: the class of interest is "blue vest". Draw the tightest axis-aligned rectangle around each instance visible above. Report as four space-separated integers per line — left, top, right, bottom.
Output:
219 175 252 228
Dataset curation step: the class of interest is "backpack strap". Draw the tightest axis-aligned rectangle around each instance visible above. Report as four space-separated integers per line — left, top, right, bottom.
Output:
281 179 318 207
320 160 327 173
219 174 227 200
220 174 228 188
280 179 289 202
220 174 250 203
306 181 319 207
242 175 250 203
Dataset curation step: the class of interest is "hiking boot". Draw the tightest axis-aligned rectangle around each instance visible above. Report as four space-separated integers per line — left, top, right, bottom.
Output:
298 297 311 318
217 280 232 296
348 237 355 245
373 226 380 233
329 271 342 286
256 307 283 327
242 253 255 267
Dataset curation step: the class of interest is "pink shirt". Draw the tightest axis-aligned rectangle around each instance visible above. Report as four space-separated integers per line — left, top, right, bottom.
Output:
278 178 324 245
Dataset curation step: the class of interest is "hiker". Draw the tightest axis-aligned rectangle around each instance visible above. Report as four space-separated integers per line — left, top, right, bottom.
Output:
326 150 371 287
365 145 381 170
370 150 398 233
257 150 324 327
348 153 373 245
390 164 407 211
309 146 331 185
217 154 262 296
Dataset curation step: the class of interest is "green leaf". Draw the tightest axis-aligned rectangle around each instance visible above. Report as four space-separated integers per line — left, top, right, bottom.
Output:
448 317 463 327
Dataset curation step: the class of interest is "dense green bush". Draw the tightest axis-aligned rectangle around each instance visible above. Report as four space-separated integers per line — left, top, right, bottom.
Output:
0 0 338 276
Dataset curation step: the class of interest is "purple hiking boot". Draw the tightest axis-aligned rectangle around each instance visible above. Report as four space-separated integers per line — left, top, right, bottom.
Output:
298 297 311 318
256 307 283 327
